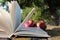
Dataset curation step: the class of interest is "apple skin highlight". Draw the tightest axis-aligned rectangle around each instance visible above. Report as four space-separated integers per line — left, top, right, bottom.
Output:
36 21 47 30
24 20 34 28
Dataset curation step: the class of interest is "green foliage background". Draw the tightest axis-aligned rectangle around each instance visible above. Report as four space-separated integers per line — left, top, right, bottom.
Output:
18 0 51 23
0 0 60 24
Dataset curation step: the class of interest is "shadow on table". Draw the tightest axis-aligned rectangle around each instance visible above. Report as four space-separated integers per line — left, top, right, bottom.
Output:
46 28 60 37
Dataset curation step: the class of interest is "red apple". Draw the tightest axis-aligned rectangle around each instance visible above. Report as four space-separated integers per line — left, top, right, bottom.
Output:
36 21 47 30
28 20 34 27
24 22 30 28
24 20 34 28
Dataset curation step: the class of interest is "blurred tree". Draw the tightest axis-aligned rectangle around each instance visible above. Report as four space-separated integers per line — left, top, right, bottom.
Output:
0 0 6 6
17 0 52 23
0 0 60 25
44 0 60 25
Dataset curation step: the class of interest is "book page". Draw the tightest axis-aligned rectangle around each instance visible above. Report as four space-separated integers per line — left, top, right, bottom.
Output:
14 8 50 37
14 27 50 37
0 8 13 37
15 8 35 32
9 1 22 31
0 27 12 38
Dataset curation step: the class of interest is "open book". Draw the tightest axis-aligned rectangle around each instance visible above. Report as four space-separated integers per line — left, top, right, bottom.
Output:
0 1 50 38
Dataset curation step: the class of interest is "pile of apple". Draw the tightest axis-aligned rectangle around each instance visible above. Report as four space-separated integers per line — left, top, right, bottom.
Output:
24 20 47 30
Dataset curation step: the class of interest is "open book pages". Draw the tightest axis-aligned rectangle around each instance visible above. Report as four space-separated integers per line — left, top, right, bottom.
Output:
0 1 35 38
0 1 22 38
9 1 22 31
15 8 35 32
0 1 50 38
0 8 13 38
14 27 50 37
0 31 13 38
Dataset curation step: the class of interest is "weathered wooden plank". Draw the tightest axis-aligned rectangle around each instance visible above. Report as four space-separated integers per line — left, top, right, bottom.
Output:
0 38 8 40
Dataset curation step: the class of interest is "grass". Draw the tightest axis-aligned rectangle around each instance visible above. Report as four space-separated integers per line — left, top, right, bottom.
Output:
12 25 60 40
